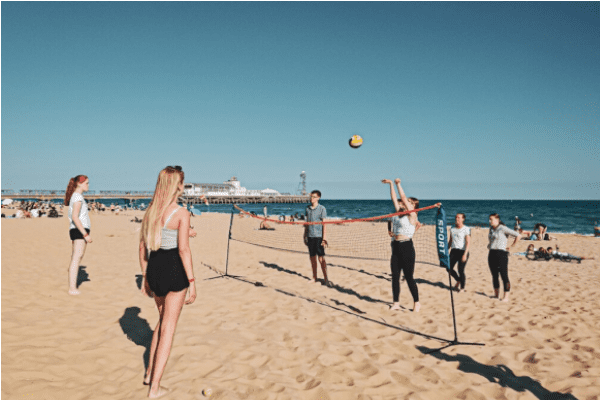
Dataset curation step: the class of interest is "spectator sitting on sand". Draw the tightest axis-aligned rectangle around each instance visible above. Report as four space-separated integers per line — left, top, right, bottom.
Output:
518 228 533 240
532 223 556 241
260 220 275 230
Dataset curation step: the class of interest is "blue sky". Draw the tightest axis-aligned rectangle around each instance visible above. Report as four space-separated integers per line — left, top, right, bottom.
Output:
2 2 599 199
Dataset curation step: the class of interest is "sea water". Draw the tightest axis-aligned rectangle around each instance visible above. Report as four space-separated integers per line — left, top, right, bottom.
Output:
189 199 600 236
36 198 600 236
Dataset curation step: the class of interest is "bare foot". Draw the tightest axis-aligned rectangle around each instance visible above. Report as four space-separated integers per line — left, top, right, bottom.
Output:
493 289 499 299
502 293 510 302
390 302 401 310
413 302 421 313
454 282 461 292
68 289 81 295
148 386 169 398
311 279 318 284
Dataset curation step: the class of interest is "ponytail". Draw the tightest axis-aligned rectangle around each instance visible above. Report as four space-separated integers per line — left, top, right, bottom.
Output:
64 175 87 206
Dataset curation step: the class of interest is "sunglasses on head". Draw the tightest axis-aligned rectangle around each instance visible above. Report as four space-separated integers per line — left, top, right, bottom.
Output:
167 166 182 171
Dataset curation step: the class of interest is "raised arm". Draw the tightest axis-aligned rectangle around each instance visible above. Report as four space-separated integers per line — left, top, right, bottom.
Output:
395 178 414 211
382 179 401 212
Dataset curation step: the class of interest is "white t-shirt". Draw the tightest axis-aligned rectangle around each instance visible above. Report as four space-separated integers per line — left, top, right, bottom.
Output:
69 192 91 230
450 226 471 250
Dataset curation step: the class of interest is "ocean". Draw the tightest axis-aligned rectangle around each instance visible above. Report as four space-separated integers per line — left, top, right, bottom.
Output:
39 198 599 236
185 199 600 237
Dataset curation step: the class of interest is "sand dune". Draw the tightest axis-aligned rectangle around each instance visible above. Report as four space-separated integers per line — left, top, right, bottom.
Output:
2 212 599 399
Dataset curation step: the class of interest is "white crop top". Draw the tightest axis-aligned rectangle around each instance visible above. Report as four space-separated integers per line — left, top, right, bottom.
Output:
391 215 416 239
160 207 181 250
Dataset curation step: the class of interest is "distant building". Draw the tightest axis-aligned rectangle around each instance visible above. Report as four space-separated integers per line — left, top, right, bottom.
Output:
183 177 281 197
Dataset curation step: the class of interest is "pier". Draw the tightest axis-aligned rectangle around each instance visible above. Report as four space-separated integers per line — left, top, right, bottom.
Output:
1 190 309 204
180 194 309 205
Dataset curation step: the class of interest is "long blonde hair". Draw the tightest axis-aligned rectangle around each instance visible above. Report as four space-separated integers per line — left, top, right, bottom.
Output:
140 166 184 251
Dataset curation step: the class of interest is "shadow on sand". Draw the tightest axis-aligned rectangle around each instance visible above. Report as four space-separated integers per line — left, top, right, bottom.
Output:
416 346 578 400
119 307 153 371
226 264 452 343
260 261 388 305
76 266 90 288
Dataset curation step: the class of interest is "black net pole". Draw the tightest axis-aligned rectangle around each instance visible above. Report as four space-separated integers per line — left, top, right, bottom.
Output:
206 204 241 281
447 269 458 342
224 204 235 276
428 205 485 353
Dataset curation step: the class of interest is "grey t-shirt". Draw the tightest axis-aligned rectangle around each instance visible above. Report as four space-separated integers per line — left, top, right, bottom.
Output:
306 204 327 238
488 225 519 250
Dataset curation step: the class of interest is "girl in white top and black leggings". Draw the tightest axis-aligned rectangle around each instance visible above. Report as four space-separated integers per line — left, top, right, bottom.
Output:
448 213 471 292
383 178 421 313
65 175 92 295
488 213 521 302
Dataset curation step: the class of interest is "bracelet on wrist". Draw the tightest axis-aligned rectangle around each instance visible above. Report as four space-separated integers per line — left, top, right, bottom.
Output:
189 278 195 283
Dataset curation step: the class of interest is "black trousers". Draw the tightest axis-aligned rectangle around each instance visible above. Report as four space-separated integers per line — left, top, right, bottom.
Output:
488 249 510 292
449 249 469 289
390 240 418 302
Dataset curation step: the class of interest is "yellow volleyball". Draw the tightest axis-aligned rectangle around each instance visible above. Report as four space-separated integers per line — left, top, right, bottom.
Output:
349 135 363 149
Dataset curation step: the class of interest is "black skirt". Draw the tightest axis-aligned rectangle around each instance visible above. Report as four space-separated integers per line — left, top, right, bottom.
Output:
146 248 190 297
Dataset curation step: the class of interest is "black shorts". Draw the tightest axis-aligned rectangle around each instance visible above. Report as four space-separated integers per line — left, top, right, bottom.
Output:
146 248 190 297
307 237 325 257
70 228 90 241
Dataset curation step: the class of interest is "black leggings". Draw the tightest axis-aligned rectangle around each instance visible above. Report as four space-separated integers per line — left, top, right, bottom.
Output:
449 249 469 289
488 249 510 292
390 240 418 302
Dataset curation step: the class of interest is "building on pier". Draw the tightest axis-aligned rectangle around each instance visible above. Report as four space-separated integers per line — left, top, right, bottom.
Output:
183 176 281 197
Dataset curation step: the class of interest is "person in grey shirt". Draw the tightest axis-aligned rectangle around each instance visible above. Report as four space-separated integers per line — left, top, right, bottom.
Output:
488 213 521 302
303 190 330 286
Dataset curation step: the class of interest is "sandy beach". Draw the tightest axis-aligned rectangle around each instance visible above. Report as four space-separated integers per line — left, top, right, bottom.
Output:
2 211 600 399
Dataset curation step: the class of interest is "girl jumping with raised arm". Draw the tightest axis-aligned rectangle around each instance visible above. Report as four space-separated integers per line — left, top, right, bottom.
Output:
382 178 421 312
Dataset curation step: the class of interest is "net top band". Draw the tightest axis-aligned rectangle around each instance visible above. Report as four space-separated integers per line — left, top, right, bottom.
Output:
234 203 442 226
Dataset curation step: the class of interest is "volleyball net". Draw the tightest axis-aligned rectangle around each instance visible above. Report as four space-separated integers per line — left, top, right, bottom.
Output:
230 203 444 266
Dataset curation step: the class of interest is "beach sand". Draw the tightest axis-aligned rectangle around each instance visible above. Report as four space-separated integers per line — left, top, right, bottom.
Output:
2 212 600 399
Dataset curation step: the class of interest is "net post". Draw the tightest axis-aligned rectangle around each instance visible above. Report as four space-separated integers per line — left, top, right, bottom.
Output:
432 204 485 352
225 204 235 276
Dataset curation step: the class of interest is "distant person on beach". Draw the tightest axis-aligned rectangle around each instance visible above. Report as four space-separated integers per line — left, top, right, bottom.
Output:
259 220 274 230
65 175 92 296
383 178 421 312
139 166 196 398
548 246 595 263
447 213 471 292
263 205 268 218
304 190 330 286
487 213 521 302
514 216 521 231
517 228 533 240
594 221 600 237
532 223 556 241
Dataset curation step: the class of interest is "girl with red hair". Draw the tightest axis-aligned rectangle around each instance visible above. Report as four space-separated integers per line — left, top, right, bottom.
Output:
65 175 92 295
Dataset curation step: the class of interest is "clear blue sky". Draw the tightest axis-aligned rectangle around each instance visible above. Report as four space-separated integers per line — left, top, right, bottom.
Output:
2 2 599 199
